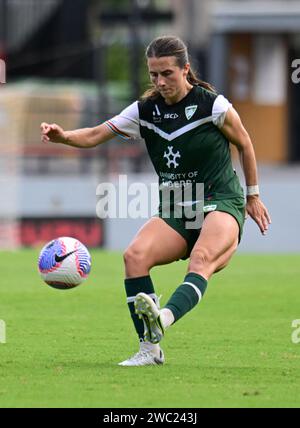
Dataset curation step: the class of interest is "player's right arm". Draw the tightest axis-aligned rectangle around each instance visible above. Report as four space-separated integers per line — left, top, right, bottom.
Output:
40 122 114 148
41 101 141 148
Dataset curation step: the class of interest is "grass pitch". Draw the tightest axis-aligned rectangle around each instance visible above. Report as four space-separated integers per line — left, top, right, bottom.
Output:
0 250 299 408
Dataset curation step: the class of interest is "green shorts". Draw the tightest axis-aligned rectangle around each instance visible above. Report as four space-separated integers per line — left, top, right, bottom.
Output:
156 197 246 259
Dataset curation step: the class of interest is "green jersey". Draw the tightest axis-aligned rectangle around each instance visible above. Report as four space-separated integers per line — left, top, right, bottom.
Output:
106 85 244 204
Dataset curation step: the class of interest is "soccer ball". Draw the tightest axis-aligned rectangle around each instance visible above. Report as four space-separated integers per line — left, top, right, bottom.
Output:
38 237 91 289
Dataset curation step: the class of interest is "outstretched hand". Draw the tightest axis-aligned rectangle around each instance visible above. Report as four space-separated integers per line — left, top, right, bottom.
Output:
246 196 271 235
40 122 67 144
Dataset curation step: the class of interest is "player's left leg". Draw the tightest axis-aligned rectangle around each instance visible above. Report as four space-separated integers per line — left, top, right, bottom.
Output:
136 211 240 340
188 210 239 277
162 211 239 327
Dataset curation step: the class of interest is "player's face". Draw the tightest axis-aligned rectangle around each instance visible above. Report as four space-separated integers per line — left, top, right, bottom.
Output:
147 56 191 104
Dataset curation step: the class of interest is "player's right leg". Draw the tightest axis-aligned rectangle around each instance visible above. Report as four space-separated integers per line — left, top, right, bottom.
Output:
119 217 187 366
123 216 188 278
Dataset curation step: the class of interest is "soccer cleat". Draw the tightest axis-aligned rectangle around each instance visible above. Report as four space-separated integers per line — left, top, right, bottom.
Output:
134 292 165 344
118 349 165 366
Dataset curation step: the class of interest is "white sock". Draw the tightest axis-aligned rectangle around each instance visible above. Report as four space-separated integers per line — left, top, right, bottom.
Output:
160 308 175 329
140 341 160 356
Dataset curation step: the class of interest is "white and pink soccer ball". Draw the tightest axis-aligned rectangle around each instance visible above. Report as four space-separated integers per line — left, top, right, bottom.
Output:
38 237 91 289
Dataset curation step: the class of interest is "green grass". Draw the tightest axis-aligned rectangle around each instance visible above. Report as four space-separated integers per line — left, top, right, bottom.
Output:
0 250 300 408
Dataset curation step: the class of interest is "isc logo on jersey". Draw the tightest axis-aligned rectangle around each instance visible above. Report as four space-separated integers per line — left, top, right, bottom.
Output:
164 113 179 119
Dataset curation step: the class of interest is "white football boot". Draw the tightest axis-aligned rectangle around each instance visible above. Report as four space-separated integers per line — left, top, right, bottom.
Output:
134 292 165 344
118 341 165 367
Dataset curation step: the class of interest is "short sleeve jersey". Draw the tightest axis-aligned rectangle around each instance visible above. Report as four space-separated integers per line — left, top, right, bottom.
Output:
105 85 244 203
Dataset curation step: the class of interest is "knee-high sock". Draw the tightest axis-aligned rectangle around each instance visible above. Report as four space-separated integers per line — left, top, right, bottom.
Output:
164 272 207 322
124 276 159 340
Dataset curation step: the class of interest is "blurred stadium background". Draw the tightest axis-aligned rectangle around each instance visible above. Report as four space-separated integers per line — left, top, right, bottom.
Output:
0 0 299 252
1 0 300 410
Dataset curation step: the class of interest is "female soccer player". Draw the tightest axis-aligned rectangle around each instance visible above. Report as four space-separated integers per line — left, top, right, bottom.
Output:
41 36 271 366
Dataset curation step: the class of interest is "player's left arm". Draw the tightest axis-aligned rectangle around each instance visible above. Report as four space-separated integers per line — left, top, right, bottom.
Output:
220 107 271 235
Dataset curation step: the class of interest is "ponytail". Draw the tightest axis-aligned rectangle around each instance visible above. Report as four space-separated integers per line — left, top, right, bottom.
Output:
187 69 216 93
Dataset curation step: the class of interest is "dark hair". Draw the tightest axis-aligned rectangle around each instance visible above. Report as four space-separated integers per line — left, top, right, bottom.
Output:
141 36 215 100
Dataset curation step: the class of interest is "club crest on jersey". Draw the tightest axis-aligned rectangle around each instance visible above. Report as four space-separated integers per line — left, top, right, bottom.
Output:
185 105 198 120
